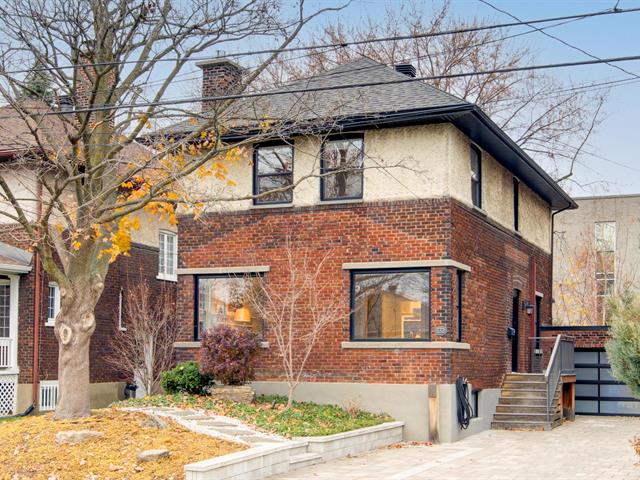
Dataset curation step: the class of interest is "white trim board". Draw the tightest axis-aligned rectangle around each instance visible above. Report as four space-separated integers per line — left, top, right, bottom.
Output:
177 266 270 275
342 260 471 272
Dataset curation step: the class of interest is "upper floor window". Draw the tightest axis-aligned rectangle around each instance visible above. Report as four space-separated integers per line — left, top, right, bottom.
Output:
513 178 520 232
470 146 482 208
595 221 616 301
47 282 60 327
321 137 364 201
351 269 430 340
158 230 177 281
196 275 263 340
253 143 293 205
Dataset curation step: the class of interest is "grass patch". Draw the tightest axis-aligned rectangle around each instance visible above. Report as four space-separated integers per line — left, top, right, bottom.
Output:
0 408 244 479
119 394 392 438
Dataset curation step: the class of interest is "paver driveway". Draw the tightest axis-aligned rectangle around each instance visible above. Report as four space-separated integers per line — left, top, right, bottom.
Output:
271 416 639 480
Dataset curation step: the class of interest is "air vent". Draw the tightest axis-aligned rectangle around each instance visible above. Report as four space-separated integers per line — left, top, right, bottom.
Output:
394 64 416 77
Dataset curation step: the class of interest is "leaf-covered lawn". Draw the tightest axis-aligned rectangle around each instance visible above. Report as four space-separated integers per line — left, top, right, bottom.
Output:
0 409 244 479
119 394 392 437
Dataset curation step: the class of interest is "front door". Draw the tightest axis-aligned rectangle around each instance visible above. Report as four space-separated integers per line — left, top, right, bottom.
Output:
511 289 520 372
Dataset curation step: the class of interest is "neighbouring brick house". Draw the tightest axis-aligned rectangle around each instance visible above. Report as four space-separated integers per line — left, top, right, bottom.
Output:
0 102 178 415
547 194 640 416
162 57 576 441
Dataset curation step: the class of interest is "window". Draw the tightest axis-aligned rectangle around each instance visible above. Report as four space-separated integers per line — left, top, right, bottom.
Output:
117 286 126 331
513 178 520 231
158 231 177 281
470 146 482 208
321 137 364 201
351 269 430 340
253 143 294 205
196 275 263 340
0 280 9 337
47 282 60 326
456 270 463 342
595 222 616 320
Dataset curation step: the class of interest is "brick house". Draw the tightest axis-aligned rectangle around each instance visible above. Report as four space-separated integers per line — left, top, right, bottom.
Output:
164 57 577 441
0 103 178 415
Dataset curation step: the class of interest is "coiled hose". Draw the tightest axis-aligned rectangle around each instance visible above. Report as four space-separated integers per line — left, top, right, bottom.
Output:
456 376 473 429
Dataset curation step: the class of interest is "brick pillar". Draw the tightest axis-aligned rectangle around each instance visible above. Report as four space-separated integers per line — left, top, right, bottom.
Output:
196 58 243 113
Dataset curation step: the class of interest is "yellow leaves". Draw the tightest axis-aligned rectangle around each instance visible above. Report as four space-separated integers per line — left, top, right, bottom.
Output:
188 117 199 126
55 223 64 234
259 118 272 132
99 215 140 263
72 241 82 251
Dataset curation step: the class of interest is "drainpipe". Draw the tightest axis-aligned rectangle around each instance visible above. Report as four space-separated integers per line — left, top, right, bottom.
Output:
31 180 43 410
550 205 572 327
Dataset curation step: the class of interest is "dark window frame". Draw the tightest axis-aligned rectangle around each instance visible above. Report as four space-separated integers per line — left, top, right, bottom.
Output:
320 134 365 201
513 177 520 231
456 270 463 342
194 272 265 341
349 267 432 342
252 140 294 205
470 145 482 209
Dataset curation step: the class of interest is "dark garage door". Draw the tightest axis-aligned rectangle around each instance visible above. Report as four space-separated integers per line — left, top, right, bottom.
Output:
575 348 640 415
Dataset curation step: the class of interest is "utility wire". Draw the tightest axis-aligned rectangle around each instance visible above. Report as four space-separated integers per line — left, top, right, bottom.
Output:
2 5 639 76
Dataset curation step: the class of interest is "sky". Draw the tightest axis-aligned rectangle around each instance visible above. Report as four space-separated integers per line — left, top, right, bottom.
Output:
292 0 640 197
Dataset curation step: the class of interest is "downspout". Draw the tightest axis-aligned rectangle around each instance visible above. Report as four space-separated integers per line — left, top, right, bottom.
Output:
549 205 572 327
31 180 43 410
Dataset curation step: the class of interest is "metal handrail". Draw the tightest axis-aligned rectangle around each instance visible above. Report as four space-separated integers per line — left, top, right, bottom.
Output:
542 335 574 423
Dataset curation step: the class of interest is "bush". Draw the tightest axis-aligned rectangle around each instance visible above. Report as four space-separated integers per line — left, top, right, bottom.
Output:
605 293 640 398
200 324 261 385
160 361 212 394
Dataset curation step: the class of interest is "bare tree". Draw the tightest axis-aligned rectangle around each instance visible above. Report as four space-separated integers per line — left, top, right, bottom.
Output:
257 0 607 183
247 239 344 408
105 281 177 396
0 0 347 418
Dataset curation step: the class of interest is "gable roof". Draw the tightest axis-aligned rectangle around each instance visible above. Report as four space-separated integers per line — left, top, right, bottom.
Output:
0 241 32 273
159 57 576 211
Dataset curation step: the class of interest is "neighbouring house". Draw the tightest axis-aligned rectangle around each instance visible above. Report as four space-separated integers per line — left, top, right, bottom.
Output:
162 57 577 441
0 102 178 415
549 193 640 416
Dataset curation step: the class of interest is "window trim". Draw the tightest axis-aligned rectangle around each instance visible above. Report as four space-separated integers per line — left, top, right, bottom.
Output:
117 286 126 331
158 230 178 282
513 177 520 232
252 140 295 206
349 267 432 342
470 145 482 209
193 272 265 341
320 134 364 202
46 281 60 327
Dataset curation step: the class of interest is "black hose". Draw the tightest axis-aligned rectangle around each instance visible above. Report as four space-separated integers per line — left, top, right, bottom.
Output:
456 376 473 430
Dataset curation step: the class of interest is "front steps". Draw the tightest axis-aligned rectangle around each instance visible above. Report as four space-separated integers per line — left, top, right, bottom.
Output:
491 373 562 431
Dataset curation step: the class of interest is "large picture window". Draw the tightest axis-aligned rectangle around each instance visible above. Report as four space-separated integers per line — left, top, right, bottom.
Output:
351 269 430 340
321 137 364 201
196 275 263 339
253 143 294 205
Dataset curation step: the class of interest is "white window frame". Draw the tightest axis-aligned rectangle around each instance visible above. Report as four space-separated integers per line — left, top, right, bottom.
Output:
157 230 178 282
46 282 60 327
117 286 126 331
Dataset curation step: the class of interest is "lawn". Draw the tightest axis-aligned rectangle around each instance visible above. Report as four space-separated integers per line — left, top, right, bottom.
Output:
119 394 392 437
0 408 244 479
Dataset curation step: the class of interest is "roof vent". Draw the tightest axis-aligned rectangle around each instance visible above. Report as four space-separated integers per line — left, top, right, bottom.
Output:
394 64 416 77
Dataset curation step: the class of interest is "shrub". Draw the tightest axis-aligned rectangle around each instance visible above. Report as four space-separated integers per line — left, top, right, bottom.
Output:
160 361 212 394
605 293 640 398
200 324 261 385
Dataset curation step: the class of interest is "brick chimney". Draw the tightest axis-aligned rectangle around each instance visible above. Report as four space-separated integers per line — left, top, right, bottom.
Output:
196 58 243 113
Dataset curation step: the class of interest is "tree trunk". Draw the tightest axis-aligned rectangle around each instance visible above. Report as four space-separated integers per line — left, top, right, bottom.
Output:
287 384 295 409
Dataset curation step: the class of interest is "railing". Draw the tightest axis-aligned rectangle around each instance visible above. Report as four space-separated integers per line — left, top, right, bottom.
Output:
530 335 574 422
0 338 11 369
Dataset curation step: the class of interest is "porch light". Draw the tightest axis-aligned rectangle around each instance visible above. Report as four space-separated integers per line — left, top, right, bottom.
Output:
523 301 534 315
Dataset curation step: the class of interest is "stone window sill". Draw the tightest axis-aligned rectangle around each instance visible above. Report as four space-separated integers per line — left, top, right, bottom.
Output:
174 341 270 349
341 341 470 350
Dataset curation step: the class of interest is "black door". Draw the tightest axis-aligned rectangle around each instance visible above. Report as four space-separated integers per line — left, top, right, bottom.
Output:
511 290 520 372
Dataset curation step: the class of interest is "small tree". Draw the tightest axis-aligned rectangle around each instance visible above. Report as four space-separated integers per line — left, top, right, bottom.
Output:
247 239 344 408
605 292 640 398
106 281 177 396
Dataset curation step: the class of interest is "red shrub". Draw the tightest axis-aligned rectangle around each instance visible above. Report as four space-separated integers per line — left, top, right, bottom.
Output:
200 325 261 385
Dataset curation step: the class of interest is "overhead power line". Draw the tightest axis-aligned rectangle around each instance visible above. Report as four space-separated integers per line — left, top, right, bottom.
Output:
2 5 640 76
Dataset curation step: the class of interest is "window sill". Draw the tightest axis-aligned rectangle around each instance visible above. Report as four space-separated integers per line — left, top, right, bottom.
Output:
45 320 55 328
156 274 178 282
250 203 294 210
320 198 364 205
341 341 470 350
174 341 270 349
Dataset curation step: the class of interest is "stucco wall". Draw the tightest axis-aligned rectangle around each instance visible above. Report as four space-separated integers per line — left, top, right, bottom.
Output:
0 168 38 224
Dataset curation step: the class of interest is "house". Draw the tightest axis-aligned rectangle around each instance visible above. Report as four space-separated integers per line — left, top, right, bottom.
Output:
548 193 640 416
164 57 577 441
0 102 178 415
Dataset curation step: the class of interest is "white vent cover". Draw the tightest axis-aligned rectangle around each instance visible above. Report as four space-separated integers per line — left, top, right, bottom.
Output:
39 380 59 412
0 374 17 416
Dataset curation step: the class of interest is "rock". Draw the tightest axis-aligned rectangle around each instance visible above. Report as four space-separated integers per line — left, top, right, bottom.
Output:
140 413 167 430
55 430 104 445
210 385 255 404
137 449 170 462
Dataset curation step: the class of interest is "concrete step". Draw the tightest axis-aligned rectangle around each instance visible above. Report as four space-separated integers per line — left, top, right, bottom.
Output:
501 389 547 398
493 412 560 423
504 373 545 382
491 420 551 431
496 404 549 414
499 396 548 406
289 452 323 469
502 381 547 390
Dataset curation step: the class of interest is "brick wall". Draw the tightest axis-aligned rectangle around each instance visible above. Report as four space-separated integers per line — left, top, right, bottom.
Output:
540 327 610 349
176 197 552 389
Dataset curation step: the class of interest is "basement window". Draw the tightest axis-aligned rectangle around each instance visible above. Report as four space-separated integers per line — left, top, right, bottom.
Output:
46 282 60 327
470 145 482 209
253 142 294 205
321 136 364 201
350 269 430 340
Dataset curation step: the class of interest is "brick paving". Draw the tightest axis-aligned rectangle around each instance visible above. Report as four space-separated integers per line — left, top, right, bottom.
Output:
270 416 640 480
